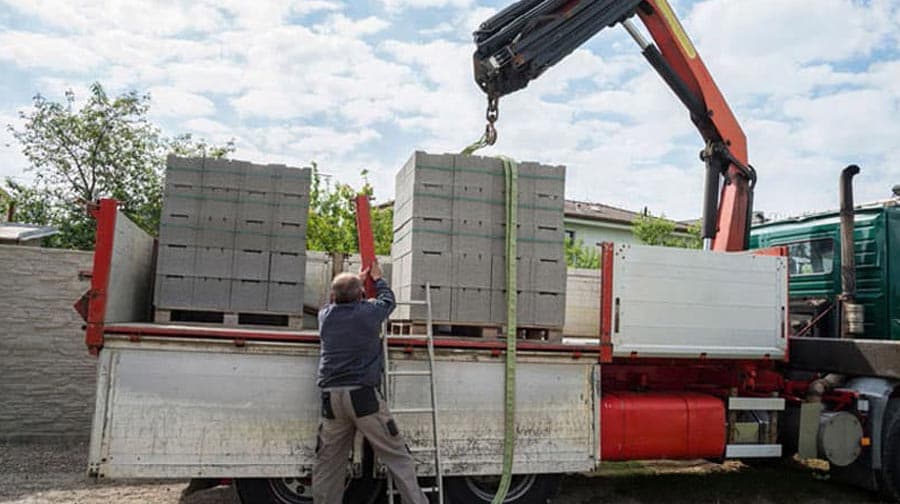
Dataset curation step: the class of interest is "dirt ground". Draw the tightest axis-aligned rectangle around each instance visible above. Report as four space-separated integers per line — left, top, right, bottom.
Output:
0 442 884 504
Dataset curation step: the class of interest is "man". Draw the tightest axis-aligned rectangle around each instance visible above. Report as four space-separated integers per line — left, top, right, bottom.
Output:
312 261 427 504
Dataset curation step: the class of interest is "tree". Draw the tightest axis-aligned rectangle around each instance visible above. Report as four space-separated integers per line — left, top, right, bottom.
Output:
632 212 701 249
565 236 600 269
6 82 233 249
306 164 394 256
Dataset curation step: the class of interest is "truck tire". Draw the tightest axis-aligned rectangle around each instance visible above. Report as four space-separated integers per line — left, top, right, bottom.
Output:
879 399 900 501
233 477 383 504
444 474 561 504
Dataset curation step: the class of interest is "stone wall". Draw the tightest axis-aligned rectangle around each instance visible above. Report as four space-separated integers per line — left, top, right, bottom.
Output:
0 245 95 441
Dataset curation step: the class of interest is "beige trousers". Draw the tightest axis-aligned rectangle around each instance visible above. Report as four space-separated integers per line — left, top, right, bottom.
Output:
312 386 428 504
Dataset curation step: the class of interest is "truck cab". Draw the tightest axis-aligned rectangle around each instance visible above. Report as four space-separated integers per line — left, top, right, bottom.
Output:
751 200 900 341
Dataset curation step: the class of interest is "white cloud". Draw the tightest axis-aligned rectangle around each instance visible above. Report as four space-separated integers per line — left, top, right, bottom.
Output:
381 0 473 12
1 0 899 221
291 1 343 16
148 87 216 118
0 31 102 72
314 14 390 37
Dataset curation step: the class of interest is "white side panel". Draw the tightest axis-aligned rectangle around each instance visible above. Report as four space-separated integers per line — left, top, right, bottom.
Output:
611 244 787 359
90 337 596 478
106 210 155 323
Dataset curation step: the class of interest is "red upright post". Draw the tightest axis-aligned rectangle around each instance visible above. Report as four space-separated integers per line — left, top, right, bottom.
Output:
354 194 377 298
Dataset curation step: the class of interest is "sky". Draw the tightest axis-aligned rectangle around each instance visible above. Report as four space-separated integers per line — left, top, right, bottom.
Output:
0 0 898 221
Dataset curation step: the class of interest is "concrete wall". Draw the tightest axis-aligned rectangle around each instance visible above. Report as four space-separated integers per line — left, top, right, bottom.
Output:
0 245 95 441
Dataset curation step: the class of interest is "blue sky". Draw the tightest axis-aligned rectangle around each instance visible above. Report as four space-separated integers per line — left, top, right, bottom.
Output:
1 0 898 220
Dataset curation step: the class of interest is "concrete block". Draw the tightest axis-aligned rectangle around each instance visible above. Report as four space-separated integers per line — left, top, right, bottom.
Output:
230 279 268 312
270 251 306 283
196 226 235 249
160 192 200 225
237 200 273 227
166 155 203 186
192 277 231 310
156 244 196 277
393 213 451 234
158 222 197 245
243 163 276 193
491 255 531 292
235 230 270 251
452 233 491 254
453 154 500 198
406 250 452 286
453 251 491 288
534 206 564 229
454 153 502 175
532 258 566 292
393 283 450 321
155 274 193 308
202 158 246 189
408 151 455 181
489 289 534 326
531 239 566 261
273 192 309 224
273 165 311 195
452 199 494 222
534 224 563 245
533 291 565 328
200 188 238 219
270 226 306 253
233 249 269 280
195 247 234 278
451 287 491 323
267 281 304 314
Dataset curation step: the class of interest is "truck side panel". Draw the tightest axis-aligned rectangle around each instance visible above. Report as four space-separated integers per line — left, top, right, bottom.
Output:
88 337 597 479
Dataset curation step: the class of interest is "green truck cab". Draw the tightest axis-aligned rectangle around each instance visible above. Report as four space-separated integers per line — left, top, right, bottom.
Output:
750 199 900 341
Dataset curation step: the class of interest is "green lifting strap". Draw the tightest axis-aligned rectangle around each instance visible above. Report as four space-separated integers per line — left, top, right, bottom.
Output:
492 155 518 504
458 139 518 504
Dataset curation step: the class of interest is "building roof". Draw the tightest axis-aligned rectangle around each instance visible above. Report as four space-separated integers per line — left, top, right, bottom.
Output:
565 200 692 231
0 223 59 243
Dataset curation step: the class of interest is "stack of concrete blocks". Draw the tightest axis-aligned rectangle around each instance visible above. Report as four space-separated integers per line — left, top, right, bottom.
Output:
391 151 566 329
155 156 310 316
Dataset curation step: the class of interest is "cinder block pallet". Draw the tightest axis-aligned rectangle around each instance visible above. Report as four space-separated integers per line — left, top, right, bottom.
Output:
391 150 566 332
154 308 303 329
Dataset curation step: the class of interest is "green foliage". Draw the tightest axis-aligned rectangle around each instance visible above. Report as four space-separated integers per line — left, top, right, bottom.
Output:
632 212 702 249
6 82 233 249
306 164 394 255
565 236 600 269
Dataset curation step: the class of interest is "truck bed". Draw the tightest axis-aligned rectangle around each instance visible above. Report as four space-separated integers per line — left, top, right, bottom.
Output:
87 333 599 479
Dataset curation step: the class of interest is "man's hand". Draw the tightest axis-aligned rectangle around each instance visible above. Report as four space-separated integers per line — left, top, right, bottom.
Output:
359 261 383 282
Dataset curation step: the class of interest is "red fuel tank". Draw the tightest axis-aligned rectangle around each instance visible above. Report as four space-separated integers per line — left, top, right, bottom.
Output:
601 392 725 461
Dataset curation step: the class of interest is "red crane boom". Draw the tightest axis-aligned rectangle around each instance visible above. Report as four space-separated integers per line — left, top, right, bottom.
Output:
472 0 757 251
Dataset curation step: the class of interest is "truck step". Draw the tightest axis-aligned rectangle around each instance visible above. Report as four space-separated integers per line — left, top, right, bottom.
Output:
387 370 433 376
390 407 435 414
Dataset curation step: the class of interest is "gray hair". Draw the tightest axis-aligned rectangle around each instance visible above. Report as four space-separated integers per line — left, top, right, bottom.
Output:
331 272 362 304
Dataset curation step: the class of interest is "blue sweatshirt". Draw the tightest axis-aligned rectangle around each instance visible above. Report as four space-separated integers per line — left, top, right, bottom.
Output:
316 278 396 388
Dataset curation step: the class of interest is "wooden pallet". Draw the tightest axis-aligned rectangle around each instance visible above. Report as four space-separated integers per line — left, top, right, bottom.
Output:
155 308 304 329
388 321 562 342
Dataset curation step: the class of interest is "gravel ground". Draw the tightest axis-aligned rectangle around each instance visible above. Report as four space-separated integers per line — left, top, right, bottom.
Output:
0 442 882 503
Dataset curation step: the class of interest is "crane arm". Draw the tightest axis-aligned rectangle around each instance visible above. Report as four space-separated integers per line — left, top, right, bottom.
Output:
473 0 756 251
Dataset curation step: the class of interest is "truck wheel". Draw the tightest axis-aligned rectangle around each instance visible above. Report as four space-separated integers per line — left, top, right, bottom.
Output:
233 477 383 504
444 474 561 504
879 399 900 501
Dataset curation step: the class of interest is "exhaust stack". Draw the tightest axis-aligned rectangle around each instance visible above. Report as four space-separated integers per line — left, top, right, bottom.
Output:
839 165 864 337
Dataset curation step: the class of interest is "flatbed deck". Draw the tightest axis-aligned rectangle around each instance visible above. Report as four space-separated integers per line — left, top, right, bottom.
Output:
103 322 602 355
